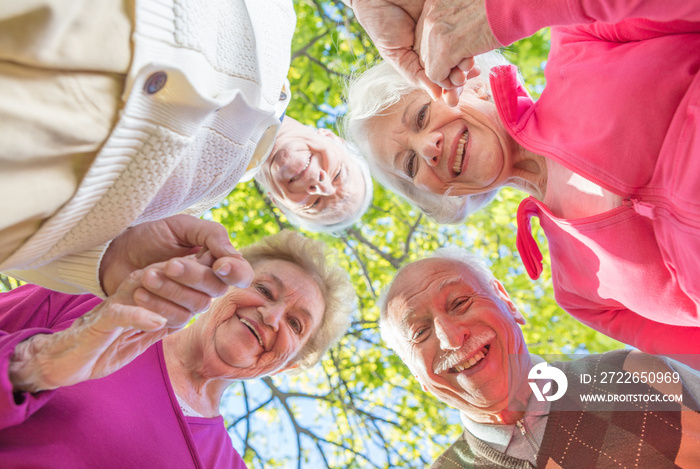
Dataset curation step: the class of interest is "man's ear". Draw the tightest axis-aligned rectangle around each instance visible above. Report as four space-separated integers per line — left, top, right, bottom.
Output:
492 279 525 325
317 127 345 145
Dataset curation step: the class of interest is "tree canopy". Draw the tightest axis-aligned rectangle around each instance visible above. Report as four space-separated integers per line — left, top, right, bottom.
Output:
211 1 621 468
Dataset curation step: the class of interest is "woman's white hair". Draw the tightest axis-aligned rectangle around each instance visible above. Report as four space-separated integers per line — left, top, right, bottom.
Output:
240 230 356 370
343 51 513 224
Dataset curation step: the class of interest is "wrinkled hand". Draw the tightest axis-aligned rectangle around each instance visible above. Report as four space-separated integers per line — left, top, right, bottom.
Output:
351 0 444 99
9 255 221 393
415 0 500 106
100 214 253 297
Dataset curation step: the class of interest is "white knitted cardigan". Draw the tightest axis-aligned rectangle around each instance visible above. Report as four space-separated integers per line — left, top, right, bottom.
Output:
2 0 295 296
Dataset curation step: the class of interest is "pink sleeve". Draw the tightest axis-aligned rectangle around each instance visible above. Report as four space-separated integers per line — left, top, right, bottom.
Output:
572 306 700 370
0 285 102 429
486 0 700 46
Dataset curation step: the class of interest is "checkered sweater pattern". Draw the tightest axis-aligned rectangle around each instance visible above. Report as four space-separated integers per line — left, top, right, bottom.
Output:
432 351 700 469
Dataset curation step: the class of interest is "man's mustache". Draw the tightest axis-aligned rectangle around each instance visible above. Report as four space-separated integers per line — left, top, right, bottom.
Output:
433 330 494 374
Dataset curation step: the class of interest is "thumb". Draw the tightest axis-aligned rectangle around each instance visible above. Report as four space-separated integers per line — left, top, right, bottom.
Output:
442 87 463 107
389 48 443 101
167 216 239 261
213 256 254 288
416 70 443 101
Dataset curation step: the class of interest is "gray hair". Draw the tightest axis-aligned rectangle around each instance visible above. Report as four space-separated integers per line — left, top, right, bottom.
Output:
276 142 373 234
378 246 496 351
343 51 513 224
240 230 356 370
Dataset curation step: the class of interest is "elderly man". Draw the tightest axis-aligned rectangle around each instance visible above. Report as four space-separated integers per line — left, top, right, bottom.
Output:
381 248 700 468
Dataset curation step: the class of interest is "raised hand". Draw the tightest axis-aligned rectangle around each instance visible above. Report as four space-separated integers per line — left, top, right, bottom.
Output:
351 0 498 106
9 255 219 393
415 0 499 105
350 0 444 99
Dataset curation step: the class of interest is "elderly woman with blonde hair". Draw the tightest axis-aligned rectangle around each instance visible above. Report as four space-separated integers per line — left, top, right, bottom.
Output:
0 230 355 468
344 2 700 358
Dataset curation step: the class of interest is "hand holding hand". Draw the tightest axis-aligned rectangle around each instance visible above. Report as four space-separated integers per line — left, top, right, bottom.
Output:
415 0 500 105
9 265 176 393
100 214 253 297
8 252 237 393
350 0 444 99
132 250 241 328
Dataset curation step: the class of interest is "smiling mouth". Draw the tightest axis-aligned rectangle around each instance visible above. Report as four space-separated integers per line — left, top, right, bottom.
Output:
240 318 264 348
449 345 489 373
289 156 311 183
453 130 469 175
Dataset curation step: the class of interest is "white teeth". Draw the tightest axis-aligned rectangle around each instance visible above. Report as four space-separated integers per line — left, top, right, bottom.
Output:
453 130 469 175
453 348 487 372
240 319 264 347
289 156 311 182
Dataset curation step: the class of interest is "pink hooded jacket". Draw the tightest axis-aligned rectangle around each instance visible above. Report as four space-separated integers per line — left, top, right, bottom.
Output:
486 0 700 353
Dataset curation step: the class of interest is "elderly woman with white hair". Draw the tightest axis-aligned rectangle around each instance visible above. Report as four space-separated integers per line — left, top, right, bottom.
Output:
344 4 700 357
254 116 373 234
0 231 355 467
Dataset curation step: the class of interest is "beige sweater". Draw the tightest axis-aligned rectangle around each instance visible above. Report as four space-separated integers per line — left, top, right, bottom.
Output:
2 0 295 296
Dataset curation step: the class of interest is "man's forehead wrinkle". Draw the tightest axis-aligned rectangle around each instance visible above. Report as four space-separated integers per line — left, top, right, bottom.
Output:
387 267 462 324
386 289 415 319
385 287 417 335
396 306 417 339
438 275 466 291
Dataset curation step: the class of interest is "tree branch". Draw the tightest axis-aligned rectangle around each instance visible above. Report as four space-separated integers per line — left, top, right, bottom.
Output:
291 30 329 61
346 228 402 269
306 55 349 79
341 235 376 297
399 213 423 261
253 181 287 231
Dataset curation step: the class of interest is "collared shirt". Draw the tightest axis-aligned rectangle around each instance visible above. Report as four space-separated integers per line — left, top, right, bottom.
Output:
461 355 550 466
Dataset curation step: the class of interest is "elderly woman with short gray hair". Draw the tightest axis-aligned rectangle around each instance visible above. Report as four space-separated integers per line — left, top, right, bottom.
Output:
0 230 355 467
344 3 700 358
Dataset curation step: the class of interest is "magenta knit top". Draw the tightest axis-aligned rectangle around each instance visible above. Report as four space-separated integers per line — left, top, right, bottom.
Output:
0 284 246 468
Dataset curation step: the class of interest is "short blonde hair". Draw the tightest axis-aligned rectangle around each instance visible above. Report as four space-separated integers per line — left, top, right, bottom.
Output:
240 230 356 370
